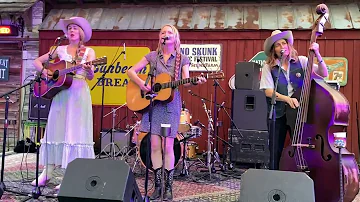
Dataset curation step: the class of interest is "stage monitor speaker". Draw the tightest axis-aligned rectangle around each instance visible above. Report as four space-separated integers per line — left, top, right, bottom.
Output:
28 94 52 121
240 169 315 202
231 89 268 131
58 158 143 202
235 61 261 90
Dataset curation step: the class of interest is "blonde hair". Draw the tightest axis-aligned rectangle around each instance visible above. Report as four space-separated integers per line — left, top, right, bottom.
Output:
66 24 86 64
265 40 299 68
156 24 181 54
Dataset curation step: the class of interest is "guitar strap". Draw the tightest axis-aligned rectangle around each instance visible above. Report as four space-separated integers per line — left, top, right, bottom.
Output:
75 46 87 65
174 52 181 81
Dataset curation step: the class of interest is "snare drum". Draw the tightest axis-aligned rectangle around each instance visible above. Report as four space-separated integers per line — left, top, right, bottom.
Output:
186 141 198 159
185 126 202 139
179 109 191 133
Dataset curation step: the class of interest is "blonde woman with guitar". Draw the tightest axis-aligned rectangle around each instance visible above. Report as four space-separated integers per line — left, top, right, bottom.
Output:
127 24 207 200
32 17 96 190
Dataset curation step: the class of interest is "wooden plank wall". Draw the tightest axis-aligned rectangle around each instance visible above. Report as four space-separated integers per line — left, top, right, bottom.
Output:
38 30 360 159
0 42 22 151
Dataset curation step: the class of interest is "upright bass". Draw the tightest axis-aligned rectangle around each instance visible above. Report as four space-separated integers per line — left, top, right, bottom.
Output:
279 4 359 202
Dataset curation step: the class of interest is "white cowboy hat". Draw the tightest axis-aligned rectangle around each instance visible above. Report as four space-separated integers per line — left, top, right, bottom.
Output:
264 30 293 57
58 17 92 42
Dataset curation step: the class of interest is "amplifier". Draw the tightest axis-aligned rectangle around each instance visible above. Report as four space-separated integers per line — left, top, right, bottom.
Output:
100 129 130 153
28 94 52 121
228 128 269 164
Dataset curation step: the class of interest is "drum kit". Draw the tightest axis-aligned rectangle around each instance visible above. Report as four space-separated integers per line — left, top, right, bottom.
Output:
116 107 203 175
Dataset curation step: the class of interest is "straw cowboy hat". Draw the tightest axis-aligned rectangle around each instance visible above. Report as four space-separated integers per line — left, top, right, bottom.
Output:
58 17 92 42
264 30 293 57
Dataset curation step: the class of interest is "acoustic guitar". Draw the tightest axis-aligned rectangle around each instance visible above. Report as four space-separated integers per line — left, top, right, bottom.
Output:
126 72 224 113
33 56 107 99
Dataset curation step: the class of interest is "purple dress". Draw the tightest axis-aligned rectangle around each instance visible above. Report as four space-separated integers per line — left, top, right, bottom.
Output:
139 50 190 138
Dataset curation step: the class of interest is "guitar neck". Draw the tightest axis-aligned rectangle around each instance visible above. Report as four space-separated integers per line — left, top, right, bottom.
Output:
161 76 199 89
60 65 83 76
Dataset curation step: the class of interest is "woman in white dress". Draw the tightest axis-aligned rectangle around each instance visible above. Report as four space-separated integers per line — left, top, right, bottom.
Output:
32 17 95 189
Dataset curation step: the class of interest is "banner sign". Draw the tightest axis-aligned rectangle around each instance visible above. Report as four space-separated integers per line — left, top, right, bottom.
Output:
86 46 150 105
228 51 348 89
0 56 10 81
180 44 222 72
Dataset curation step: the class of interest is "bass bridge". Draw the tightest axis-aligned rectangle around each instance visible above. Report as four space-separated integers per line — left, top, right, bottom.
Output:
292 137 315 149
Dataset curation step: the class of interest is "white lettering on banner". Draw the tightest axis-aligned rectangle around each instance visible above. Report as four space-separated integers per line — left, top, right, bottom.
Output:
0 69 5 79
0 59 9 67
180 44 222 72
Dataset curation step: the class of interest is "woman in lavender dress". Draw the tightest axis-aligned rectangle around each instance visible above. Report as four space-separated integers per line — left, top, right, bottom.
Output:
32 17 95 189
127 24 207 200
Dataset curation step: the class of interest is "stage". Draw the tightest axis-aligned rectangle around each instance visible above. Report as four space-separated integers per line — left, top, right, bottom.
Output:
0 152 243 202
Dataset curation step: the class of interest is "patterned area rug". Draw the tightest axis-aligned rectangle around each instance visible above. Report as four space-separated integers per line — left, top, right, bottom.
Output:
2 153 360 202
0 153 243 202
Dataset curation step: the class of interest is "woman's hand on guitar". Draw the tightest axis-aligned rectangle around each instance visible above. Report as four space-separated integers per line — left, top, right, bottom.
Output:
286 97 299 109
43 69 53 78
197 74 207 84
81 62 93 70
309 42 320 55
140 81 152 92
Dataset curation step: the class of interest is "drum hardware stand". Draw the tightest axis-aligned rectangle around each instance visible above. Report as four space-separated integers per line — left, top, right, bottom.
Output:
216 102 238 171
118 121 141 161
96 103 127 159
176 132 199 177
91 44 125 158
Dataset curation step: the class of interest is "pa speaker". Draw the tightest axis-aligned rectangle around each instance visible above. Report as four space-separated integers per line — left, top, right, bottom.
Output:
231 89 268 131
240 169 315 202
235 62 261 90
58 158 143 202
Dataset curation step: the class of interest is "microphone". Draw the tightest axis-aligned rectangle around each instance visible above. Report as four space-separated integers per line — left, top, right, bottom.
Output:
57 34 68 40
218 101 225 112
280 49 285 55
123 43 126 60
161 36 169 45
316 4 328 15
182 101 185 110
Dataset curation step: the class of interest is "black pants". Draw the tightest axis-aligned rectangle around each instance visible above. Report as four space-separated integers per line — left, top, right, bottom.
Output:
268 115 289 170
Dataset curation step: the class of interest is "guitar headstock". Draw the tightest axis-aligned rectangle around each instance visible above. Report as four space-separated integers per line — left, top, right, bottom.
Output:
204 71 225 80
312 4 329 39
91 56 107 66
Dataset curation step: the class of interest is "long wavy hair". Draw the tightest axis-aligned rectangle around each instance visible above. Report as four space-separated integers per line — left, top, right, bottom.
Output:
156 24 181 55
265 40 299 68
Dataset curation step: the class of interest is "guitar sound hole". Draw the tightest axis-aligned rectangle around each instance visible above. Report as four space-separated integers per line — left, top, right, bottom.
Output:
153 83 162 92
52 70 59 80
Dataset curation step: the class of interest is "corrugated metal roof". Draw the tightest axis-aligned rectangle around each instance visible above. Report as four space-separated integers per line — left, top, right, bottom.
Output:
0 0 38 14
39 3 360 30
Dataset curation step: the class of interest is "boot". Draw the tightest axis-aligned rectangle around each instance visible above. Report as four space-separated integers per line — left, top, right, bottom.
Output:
150 168 162 200
163 169 174 201
31 164 55 187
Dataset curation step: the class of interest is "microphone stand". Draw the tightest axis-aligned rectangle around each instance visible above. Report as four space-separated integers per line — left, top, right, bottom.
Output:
91 49 125 158
142 48 160 202
0 37 63 200
268 52 284 170
197 58 230 172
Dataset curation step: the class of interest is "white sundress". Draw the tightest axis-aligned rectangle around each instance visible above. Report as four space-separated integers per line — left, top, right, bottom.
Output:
39 45 95 169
